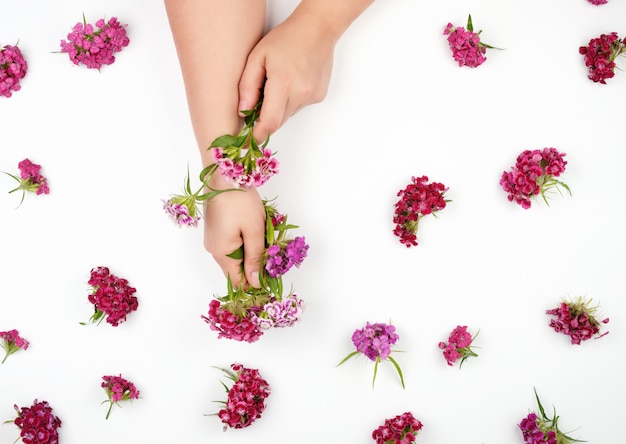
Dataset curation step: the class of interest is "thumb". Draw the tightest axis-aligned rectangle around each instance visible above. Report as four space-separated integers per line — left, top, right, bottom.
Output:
242 232 265 289
238 54 267 115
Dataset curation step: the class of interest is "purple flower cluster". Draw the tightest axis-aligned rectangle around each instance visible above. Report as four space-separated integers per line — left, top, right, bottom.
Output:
1 44 28 98
163 197 199 227
264 236 309 278
352 322 399 362
251 293 305 329
60 16 129 70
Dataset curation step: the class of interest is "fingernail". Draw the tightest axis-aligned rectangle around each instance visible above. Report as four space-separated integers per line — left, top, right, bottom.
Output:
251 271 260 288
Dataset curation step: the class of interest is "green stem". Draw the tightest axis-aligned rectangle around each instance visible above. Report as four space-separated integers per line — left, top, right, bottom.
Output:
105 401 114 420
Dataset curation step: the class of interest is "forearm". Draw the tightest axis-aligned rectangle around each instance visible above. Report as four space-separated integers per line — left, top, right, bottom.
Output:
164 0 265 169
293 0 374 43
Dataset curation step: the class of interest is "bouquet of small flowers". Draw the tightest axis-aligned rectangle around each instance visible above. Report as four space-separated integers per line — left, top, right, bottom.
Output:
393 175 448 247
8 399 62 444
210 95 279 188
59 15 129 70
438 325 479 368
101 374 140 419
1 43 28 98
4 158 50 206
0 329 29 364
337 322 405 389
519 389 584 444
201 200 307 342
213 363 271 430
81 266 139 327
500 147 570 209
546 296 609 345
579 32 626 84
372 412 423 444
444 14 499 68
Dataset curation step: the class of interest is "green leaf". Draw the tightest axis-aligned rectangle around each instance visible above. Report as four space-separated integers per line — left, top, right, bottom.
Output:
534 388 548 420
336 351 361 367
372 357 380 389
226 246 244 260
210 134 240 148
199 163 218 184
388 356 405 389
467 14 474 32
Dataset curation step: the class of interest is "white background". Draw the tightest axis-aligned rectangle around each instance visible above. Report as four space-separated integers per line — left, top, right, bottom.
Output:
1 0 625 443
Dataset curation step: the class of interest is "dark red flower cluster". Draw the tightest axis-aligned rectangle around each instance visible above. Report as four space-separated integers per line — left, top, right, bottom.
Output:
393 175 448 247
217 363 270 430
13 399 62 444
371 412 423 444
85 266 138 327
579 32 626 84
500 148 568 209
547 298 609 345
202 299 263 343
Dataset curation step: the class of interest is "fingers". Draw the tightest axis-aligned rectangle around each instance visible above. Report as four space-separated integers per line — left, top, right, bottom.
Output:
241 224 266 288
252 77 288 142
238 52 266 115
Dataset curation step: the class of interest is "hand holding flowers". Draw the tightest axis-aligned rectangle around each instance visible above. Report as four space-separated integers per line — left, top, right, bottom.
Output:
0 329 29 364
338 322 405 389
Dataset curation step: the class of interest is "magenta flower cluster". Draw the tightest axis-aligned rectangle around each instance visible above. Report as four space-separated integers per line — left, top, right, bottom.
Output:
202 299 264 343
213 146 279 188
101 374 140 419
163 197 199 227
0 44 28 98
12 399 62 444
546 298 609 345
519 413 558 444
0 329 30 364
443 19 487 68
393 175 448 247
579 32 626 84
500 147 569 209
372 412 423 444
264 236 309 278
587 0 608 4
352 322 399 361
60 16 129 70
250 293 305 330
5 158 50 205
84 266 139 327
216 363 271 430
438 325 478 367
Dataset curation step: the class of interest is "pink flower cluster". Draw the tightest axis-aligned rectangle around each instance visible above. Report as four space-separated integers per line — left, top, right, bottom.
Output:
546 298 609 345
5 158 50 203
0 329 29 364
212 146 279 188
264 236 309 278
587 0 608 4
85 266 139 327
216 363 271 430
101 374 140 419
59 17 129 70
1 44 28 98
500 147 569 209
13 399 62 444
443 21 487 68
393 175 448 247
579 32 626 84
519 413 558 444
163 197 199 227
250 293 305 329
202 299 263 343
438 325 478 367
372 412 423 444
352 322 399 361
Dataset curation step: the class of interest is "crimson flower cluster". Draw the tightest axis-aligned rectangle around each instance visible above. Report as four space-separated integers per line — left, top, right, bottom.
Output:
59 16 129 70
519 389 582 444
438 325 479 367
0 329 29 364
587 0 607 4
83 266 139 327
579 32 626 84
202 200 307 342
1 43 28 98
372 412 423 444
101 374 140 419
215 363 271 430
444 15 497 68
546 297 609 345
4 158 50 206
12 399 62 444
500 147 569 209
338 322 405 388
210 95 279 188
393 175 448 247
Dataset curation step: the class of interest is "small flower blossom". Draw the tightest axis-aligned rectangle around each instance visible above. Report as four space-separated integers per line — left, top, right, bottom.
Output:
579 32 626 84
444 15 499 68
519 389 584 444
500 147 570 209
546 296 609 345
438 325 479 367
211 94 279 188
202 299 264 343
0 43 28 98
264 236 309 278
250 293 305 329
4 158 50 206
372 412 423 444
101 374 140 419
12 399 62 444
0 329 29 364
338 322 405 389
82 266 139 327
587 0 608 5
393 175 448 247
214 363 271 430
59 15 129 70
